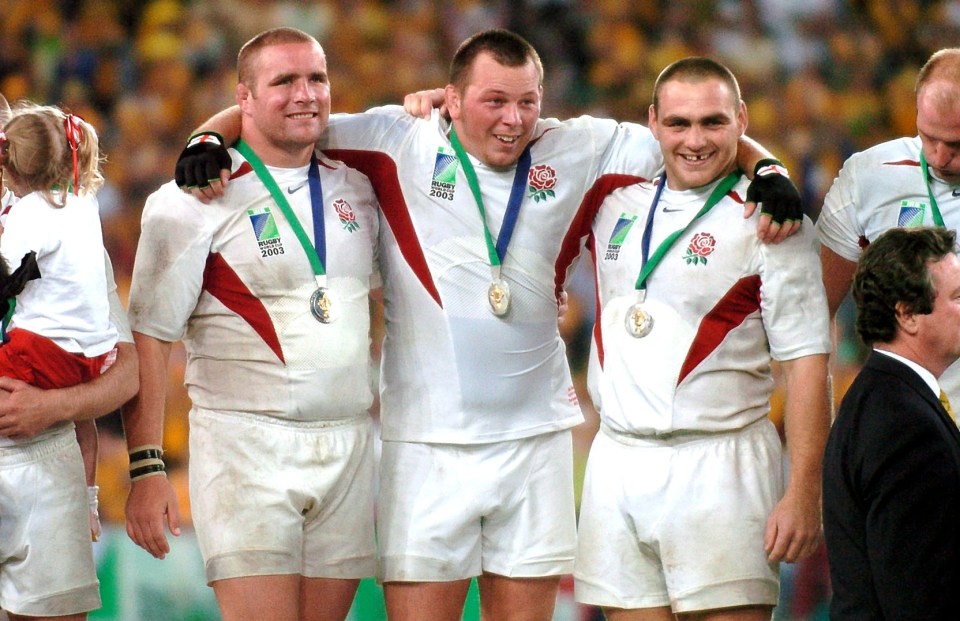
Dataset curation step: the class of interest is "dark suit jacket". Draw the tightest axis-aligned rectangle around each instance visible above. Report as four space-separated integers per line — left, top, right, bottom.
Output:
823 351 960 620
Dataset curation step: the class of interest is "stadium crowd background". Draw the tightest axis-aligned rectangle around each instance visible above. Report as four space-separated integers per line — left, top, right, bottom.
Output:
2 0 959 618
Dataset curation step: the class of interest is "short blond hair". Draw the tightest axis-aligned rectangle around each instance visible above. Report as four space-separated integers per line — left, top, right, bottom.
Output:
237 27 320 90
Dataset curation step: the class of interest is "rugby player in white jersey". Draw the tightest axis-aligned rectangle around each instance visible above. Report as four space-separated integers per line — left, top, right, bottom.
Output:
123 28 380 621
576 57 829 621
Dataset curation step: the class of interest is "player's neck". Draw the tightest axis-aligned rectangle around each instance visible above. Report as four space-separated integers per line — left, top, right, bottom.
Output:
240 132 314 168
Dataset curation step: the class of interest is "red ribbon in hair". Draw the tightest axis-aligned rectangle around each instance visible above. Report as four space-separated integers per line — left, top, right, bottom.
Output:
64 114 82 194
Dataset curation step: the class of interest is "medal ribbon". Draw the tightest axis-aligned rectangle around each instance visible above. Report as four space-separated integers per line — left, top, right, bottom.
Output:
236 139 327 286
919 151 946 228
635 171 742 291
449 127 532 277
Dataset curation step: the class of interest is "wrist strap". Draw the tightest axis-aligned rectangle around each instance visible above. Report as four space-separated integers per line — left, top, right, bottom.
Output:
186 132 224 149
129 444 166 481
130 463 166 481
754 158 789 178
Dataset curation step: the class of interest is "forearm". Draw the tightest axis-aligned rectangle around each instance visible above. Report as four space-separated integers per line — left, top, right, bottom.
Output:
781 354 831 497
195 105 242 145
75 419 99 486
121 333 181 556
736 135 776 179
121 333 172 451
55 341 139 422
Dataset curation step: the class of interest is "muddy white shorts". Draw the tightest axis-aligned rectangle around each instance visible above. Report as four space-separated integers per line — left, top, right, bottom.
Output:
0 426 100 616
189 408 376 583
378 430 576 582
575 418 783 613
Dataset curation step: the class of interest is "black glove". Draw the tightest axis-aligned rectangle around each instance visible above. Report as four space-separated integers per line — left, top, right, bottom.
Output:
745 158 803 225
174 132 231 189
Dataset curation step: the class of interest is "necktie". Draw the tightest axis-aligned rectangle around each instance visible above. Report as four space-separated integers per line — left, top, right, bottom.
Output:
940 390 955 422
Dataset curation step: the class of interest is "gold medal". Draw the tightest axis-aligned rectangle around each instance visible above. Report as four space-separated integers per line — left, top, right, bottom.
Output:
310 287 335 323
488 280 511 316
625 304 654 338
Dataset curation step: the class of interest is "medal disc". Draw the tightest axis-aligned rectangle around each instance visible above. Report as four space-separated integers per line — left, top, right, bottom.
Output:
488 280 511 316
310 287 336 323
625 304 654 338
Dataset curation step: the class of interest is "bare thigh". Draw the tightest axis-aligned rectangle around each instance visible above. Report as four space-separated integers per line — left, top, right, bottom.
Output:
301 577 361 621
478 572 561 621
383 579 473 621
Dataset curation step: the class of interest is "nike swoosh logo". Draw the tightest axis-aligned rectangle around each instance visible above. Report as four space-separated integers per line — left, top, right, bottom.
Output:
287 182 306 194
953 189 960 197
662 207 684 213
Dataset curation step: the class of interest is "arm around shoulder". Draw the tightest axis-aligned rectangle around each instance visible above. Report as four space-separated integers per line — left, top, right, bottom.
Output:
0 341 138 439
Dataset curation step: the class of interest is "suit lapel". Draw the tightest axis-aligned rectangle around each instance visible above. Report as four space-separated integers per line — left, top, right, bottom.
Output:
865 351 960 445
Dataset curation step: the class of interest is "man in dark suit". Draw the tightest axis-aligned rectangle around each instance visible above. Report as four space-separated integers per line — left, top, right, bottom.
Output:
823 226 960 619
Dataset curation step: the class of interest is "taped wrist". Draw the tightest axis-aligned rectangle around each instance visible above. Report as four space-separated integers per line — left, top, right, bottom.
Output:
129 444 166 481
186 132 224 149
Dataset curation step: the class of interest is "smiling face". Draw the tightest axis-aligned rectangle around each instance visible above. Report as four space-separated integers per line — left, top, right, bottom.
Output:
445 52 542 169
237 40 329 167
649 76 747 191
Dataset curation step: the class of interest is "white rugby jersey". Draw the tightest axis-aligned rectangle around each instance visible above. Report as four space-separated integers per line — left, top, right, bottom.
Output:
589 175 830 436
1 191 117 357
129 150 379 421
816 136 960 402
321 107 662 443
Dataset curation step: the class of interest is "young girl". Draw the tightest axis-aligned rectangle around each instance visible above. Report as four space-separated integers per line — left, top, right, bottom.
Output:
0 103 117 619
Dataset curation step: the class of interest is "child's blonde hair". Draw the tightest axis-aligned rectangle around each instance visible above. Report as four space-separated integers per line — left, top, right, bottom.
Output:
0 103 104 207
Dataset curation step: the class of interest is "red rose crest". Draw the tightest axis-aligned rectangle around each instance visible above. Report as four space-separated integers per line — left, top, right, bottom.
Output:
528 164 557 202
333 199 359 232
684 232 716 265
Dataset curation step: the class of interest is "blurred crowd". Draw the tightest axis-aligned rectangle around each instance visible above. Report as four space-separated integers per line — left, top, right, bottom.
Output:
3 0 958 617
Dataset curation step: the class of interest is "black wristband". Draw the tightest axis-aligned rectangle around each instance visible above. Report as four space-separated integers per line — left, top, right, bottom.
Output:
130 462 166 481
129 448 163 463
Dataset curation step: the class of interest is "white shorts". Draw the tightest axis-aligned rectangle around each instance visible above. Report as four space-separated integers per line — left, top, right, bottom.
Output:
574 418 783 612
0 426 100 616
378 430 576 582
189 408 376 583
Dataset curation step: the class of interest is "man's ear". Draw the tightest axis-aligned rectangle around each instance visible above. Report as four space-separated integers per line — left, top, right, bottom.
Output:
895 301 920 335
236 83 251 111
445 85 461 120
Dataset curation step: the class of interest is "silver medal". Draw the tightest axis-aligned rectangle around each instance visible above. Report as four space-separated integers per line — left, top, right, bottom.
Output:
488 280 511 316
625 304 654 338
310 287 336 323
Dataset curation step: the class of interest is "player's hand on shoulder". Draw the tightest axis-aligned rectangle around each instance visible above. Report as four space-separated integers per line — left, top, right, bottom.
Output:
745 158 803 244
403 88 446 120
175 132 232 204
